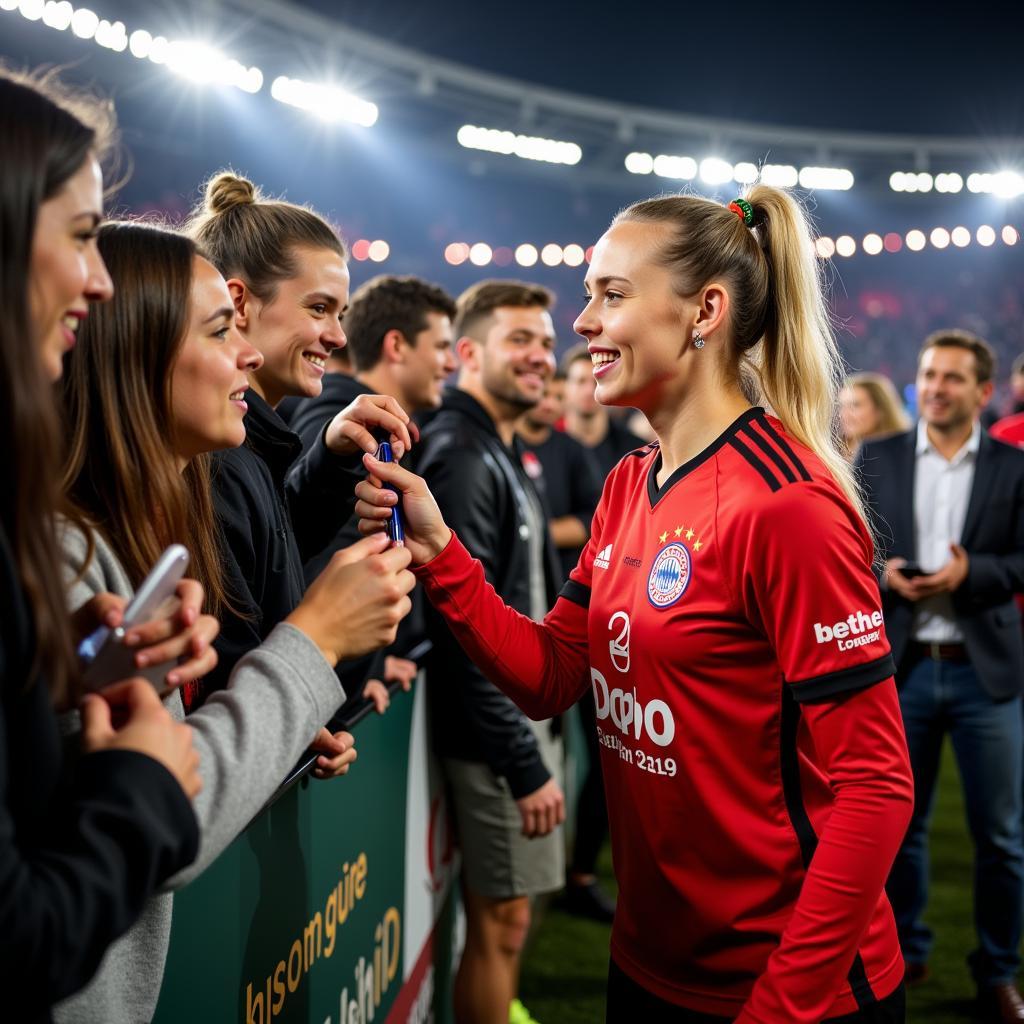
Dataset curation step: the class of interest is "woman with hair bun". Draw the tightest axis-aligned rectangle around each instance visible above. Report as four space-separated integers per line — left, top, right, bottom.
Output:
183 173 416 739
0 68 201 1018
356 187 913 1022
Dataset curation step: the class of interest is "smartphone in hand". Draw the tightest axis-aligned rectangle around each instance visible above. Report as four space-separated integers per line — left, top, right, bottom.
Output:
78 545 190 693
896 561 925 580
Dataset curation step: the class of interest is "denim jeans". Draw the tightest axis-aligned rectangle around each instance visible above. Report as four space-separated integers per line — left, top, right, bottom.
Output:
886 654 1023 984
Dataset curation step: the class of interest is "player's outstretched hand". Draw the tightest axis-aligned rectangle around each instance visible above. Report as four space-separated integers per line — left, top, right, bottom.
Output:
323 393 418 460
355 453 452 566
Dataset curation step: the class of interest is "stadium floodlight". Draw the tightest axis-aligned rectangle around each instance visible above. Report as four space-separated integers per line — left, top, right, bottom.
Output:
562 243 585 268
760 164 798 187
935 173 963 193
964 171 1024 197
541 243 563 267
69 5 97 37
456 124 581 166
42 1 73 30
929 227 950 249
976 225 996 246
368 240 390 262
469 243 492 267
624 152 654 175
700 157 734 186
889 172 907 192
905 229 926 251
835 235 856 257
515 244 539 267
883 232 902 253
992 171 1024 199
128 27 152 57
733 162 758 185
272 76 376 125
1003 225 1019 245
862 233 883 255
798 166 854 191
951 226 971 247
652 154 698 180
164 41 260 92
814 237 836 259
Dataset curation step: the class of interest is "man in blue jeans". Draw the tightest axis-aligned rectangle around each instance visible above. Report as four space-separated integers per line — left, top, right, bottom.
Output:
856 330 1024 1023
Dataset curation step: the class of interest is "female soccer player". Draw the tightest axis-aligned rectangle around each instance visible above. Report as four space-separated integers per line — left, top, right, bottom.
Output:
356 187 914 1023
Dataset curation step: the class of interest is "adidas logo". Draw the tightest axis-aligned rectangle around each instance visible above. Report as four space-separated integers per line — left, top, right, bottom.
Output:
594 544 613 570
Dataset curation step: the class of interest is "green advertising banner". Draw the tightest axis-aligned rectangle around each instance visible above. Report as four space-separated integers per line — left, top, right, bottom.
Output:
153 676 461 1024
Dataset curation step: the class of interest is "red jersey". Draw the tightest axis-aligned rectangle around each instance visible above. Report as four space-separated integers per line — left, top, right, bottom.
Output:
415 408 913 1022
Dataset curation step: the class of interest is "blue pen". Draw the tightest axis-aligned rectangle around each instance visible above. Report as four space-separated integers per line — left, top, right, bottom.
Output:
374 437 405 546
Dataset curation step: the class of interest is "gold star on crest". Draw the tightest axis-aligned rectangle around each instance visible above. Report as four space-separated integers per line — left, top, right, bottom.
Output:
659 531 668 544
685 527 695 541
694 539 704 552
674 526 683 538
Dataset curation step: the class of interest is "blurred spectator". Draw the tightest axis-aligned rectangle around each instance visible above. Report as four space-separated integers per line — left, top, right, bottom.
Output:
517 370 603 583
991 353 1024 449
839 372 911 455
856 329 1024 1021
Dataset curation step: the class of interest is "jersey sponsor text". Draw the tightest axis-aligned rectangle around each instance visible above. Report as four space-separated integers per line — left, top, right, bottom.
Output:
813 609 884 651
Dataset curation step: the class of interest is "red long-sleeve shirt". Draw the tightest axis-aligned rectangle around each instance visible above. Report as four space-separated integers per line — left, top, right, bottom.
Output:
415 408 913 1021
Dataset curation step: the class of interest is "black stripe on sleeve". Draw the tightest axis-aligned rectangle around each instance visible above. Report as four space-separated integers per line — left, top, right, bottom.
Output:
559 579 591 609
740 423 797 483
782 686 880 1009
780 687 818 869
789 652 896 703
728 436 781 493
756 415 813 482
846 954 878 1008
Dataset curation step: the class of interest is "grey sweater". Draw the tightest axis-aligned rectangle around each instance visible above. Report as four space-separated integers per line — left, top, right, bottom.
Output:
54 526 345 1023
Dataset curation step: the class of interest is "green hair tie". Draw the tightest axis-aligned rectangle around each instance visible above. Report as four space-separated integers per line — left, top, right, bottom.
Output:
728 198 755 227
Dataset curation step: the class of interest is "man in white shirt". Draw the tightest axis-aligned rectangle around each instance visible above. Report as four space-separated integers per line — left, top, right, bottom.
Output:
856 331 1024 1023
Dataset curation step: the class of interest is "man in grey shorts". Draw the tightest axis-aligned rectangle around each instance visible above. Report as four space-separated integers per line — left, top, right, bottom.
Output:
416 280 565 1024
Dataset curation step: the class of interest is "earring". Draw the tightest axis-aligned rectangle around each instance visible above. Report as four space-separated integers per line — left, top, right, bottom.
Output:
693 331 705 350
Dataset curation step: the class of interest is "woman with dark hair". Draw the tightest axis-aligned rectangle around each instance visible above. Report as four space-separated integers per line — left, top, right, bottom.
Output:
56 220 414 1023
357 188 914 1022
0 68 201 1018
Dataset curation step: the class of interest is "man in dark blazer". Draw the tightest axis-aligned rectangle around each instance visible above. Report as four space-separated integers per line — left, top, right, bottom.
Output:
856 330 1024 1023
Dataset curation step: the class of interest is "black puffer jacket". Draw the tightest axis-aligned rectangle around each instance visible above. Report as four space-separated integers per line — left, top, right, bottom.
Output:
418 388 560 798
0 524 198 1021
208 389 363 691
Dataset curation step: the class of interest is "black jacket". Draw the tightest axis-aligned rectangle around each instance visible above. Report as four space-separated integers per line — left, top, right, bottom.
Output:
208 390 362 691
291 374 426 711
419 388 561 798
0 525 198 1021
855 426 1024 699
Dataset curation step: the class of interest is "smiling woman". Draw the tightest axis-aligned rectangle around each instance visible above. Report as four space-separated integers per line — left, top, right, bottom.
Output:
182 171 416 701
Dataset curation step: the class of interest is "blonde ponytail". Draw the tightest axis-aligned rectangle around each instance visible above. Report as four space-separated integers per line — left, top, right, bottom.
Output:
742 185 867 526
615 188 868 530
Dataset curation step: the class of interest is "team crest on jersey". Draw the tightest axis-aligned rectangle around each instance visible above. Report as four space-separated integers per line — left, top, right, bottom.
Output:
647 543 692 608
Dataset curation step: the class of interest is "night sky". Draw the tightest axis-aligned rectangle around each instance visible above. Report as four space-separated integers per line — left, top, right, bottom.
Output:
297 0 1023 139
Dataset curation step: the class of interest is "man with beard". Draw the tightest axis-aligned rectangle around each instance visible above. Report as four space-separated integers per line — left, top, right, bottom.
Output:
417 281 564 1024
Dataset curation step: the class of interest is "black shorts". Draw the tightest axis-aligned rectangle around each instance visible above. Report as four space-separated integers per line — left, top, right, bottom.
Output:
605 958 905 1023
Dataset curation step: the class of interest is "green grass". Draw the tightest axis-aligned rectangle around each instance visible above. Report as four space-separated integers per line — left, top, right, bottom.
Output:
521 740 984 1022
